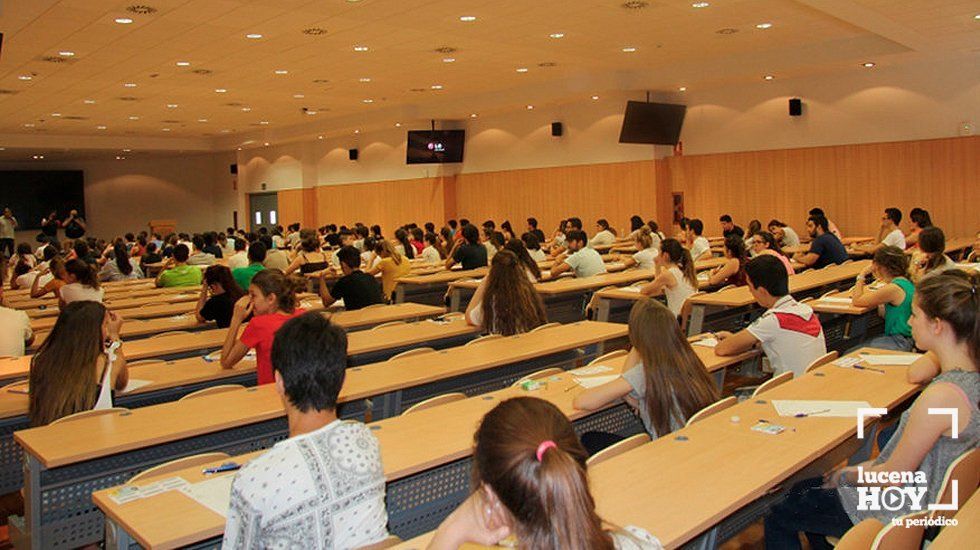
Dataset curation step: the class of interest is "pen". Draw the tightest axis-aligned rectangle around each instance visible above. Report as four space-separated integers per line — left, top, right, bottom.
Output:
203 462 241 475
853 365 886 374
795 409 831 417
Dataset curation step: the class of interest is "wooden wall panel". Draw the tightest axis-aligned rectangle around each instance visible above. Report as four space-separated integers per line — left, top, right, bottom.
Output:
455 161 660 238
664 136 979 239
313 177 447 234
276 189 305 228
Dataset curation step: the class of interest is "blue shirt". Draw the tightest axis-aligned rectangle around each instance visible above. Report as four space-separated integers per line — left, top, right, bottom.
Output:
808 233 849 268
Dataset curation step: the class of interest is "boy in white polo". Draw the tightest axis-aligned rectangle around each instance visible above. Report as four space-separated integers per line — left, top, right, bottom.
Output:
714 255 827 376
551 229 607 279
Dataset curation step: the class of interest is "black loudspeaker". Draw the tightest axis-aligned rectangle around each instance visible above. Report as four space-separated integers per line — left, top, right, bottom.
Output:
229 164 238 175
551 122 563 137
789 98 803 117
349 148 358 161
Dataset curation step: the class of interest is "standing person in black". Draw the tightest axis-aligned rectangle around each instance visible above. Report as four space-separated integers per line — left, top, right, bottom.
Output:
319 246 385 310
195 265 244 328
720 214 745 239
62 209 87 239
446 224 489 270
40 211 60 241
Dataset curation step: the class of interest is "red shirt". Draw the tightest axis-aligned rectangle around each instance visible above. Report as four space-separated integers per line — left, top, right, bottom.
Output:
240 309 305 384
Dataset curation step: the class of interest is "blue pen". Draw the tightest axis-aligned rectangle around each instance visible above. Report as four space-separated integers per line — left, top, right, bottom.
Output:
203 462 241 475
853 365 886 374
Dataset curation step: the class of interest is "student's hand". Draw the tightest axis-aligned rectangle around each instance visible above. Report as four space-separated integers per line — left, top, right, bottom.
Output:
232 296 253 321
822 466 858 489
107 312 124 339
435 492 510 548
858 265 873 279
713 331 734 341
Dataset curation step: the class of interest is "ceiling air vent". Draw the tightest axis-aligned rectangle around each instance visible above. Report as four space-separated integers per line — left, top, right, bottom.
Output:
433 46 457 54
118 96 140 101
40 56 73 64
224 102 244 107
126 5 158 15
302 27 327 35
61 115 88 120
162 119 180 123
191 69 213 75
622 1 650 9
716 28 739 35
409 88 426 92
0 89 19 95
537 62 557 67
312 78 330 84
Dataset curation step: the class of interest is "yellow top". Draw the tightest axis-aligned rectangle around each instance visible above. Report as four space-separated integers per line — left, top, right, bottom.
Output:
378 256 412 298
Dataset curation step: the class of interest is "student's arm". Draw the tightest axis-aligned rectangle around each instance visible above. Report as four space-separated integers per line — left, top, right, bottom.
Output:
220 296 252 369
283 256 302 276
549 258 572 277
794 251 820 267
707 258 738 285
714 329 760 356
193 281 209 324
850 279 903 309
319 271 337 308
619 254 637 268
464 278 488 327
428 492 510 550
639 269 674 297
444 243 459 269
106 313 129 391
29 268 48 298
907 351 941 385
573 349 638 411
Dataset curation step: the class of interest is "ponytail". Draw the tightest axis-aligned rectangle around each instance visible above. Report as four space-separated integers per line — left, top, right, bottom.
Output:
65 259 99 289
916 270 980 366
249 269 304 313
661 238 697 288
113 243 133 276
535 444 612 550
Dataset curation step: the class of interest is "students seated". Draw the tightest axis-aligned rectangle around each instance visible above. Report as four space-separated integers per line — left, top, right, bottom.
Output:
765 269 978 549
715 255 827 376
261 236 290 271
549 219 568 252
767 219 801 248
186 235 217 266
421 232 445 264
446 224 489 270
394 228 416 260
858 207 905 253
224 313 388 549
464 250 547 335
232 241 266 291
685 219 711 261
483 228 504 261
500 220 516 242
156 244 204 287
910 226 956 282
30 257 67 299
366 239 410 302
627 215 645 239
574 298 719 454
283 237 328 276
521 232 547 262
849 246 914 351
905 207 932 249
526 217 546 243
742 219 762 252
808 207 842 240
619 226 659 270
220 269 306 384
706 236 748 287
719 214 744 239
195 265 245 328
549 217 582 257
792 215 848 269
639 239 698 318
551 230 607 279
320 246 385 310
28 301 129 426
202 232 224 259
61 259 104 305
98 243 144 282
749 231 795 275
429 397 662 549
590 219 616 246
139 242 163 271
0 284 32 357
410 227 426 256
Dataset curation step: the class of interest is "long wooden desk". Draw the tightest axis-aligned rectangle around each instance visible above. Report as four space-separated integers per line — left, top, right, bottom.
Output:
8 284 195 310
16 321 628 548
943 236 975 260
24 290 202 319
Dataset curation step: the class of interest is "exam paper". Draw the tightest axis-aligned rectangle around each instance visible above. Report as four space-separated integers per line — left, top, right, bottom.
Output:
818 297 852 304
179 474 236 518
691 337 719 348
573 375 620 389
569 365 615 376
120 379 152 394
618 286 642 293
859 354 921 366
772 400 873 418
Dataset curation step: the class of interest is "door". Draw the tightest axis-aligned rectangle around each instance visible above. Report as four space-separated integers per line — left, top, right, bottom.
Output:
248 192 279 233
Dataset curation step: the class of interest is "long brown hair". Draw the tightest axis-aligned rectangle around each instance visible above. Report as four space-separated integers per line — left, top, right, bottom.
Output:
204 265 245 302
375 239 405 265
916 270 979 366
660 238 698 288
65 258 100 289
872 246 910 279
917 226 947 274
633 226 654 250
249 269 304 313
503 238 541 281
629 298 720 436
474 397 616 550
482 250 547 335
29 301 107 426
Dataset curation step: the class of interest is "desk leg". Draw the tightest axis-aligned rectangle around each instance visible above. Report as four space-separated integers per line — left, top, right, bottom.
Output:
595 297 610 323
105 519 134 550
712 368 726 390
394 285 405 304
449 288 462 313
687 305 706 336
24 455 41 550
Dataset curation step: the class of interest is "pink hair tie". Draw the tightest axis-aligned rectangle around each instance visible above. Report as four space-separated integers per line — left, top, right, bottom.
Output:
536 440 557 462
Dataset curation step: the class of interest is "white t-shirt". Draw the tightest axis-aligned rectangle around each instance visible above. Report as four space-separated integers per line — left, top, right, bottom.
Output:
0 306 32 357
590 229 616 247
631 247 659 270
60 283 105 304
663 266 696 317
484 242 497 261
16 271 53 290
420 245 441 264
0 216 16 239
227 251 249 270
689 236 711 261
781 227 801 248
223 420 388 550
564 247 607 278
881 228 906 249
747 295 827 377
528 248 547 262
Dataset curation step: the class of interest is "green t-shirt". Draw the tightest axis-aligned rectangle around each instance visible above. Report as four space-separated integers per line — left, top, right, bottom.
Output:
157 264 202 287
884 277 914 337
233 263 265 292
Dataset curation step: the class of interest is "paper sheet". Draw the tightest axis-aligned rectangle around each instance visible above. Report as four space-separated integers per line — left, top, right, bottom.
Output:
569 365 615 376
573 375 620 389
179 474 236 517
691 337 719 348
618 286 642 293
120 379 152 394
818 297 853 304
107 476 190 505
772 400 873 418
204 349 256 362
859 354 921 366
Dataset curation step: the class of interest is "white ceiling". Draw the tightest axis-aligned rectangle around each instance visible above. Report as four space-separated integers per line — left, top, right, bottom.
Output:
0 0 976 156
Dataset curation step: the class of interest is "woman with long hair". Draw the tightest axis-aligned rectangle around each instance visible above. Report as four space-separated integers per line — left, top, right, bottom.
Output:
500 220 516 242
628 215 645 238
575 298 720 452
430 397 662 549
98 243 143 282
619 226 659 270
503 239 542 282
849 245 915 351
909 226 955 282
367 239 410 301
29 301 129 426
521 232 547 262
707 236 749 287
60 258 103 305
283 237 328 276
590 219 617 247
748 231 795 275
195 265 245 328
394 228 415 260
465 250 547 335
421 232 447 263
904 207 932 249
640 238 698 318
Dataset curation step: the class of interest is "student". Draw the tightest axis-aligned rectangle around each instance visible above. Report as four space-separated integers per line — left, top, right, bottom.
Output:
446 224 488 270
232 241 267 291
521 232 547 262
409 227 426 256
910 226 956 282
220 269 305 384
619 226 659 270
719 214 744 239
767 219 801 249
226 238 249 270
482 226 499 260
0 284 33 357
549 219 568 251
13 242 35 269
353 225 371 252
72 240 98 266
765 269 978 549
201 232 223 259
218 232 235 258
574 298 719 453
646 220 665 245
366 239 410 302
61 259 104 305
284 223 302 249
590 219 617 247
808 207 841 240
421 232 445 264
905 207 932 249
0 207 17 258
261 236 290 271
224 314 389 548
465 250 547 335
675 217 690 246
552 230 607 278
98 243 144 282
283 238 328 276
849 246 915 351
749 231 795 275
40 211 60 241
320 246 385 310
793 215 848 269
640 239 698 318
30 257 67 299
139 241 163 270
706 236 748 287
685 219 711 261
548 217 582 258
715 255 827 376
195 265 244 329
503 239 542 282
526 217 546 243
743 219 762 249
394 228 415 260
500 220 516 242
28 301 129 426
156 244 204 287
627 215 645 239
429 397 662 550
859 207 905 253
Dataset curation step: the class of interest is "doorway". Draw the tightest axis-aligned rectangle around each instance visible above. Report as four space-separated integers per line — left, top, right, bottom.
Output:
248 192 279 233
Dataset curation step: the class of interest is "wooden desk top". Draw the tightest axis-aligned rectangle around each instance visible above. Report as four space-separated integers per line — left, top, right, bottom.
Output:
691 260 869 308
29 302 198 331
16 321 627 468
944 236 975 255
808 289 875 316
8 284 194 310
929 490 980 549
397 267 489 285
24 290 205 319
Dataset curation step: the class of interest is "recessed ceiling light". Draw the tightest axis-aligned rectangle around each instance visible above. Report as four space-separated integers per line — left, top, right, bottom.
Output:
442 57 456 63
264 142 269 146
362 98 374 103
84 99 96 104
763 74 774 81
679 86 687 91
245 33 263 39
359 77 371 82
756 23 773 29
470 113 478 118
692 2 710 8
516 67 529 73
128 116 139 120
162 128 171 131
215 88 227 93
167 103 178 108
974 14 979 20
353 45 369 52
459 16 477 22
862 62 876 68
24 123 35 128
317 135 324 140
176 61 191 66
259 121 270 125
197 118 208 122
59 51 75 57
51 112 62 117
122 149 132 152
305 110 318 115
354 129 360 134
526 105 534 110
96 125 107 130
622 47 637 53
274 69 288 75
431 84 443 89
116 156 125 160
114 18 133 24
123 83 137 88
242 107 253 111
591 95 599 100
18 75 33 81
292 94 305 99
550 33 565 39
395 122 401 127
220 129 231 133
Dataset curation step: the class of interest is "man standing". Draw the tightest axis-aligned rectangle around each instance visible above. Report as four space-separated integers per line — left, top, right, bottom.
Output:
0 208 16 259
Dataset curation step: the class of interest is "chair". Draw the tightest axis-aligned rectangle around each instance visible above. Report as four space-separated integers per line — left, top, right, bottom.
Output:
930 447 980 524
442 312 465 320
362 303 386 310
465 334 503 347
685 396 737 427
179 384 246 401
128 452 231 483
805 351 840 373
150 330 192 339
678 291 706 334
52 407 129 425
371 320 406 331
530 322 560 333
716 284 735 292
586 349 628 368
751 371 794 397
586 433 651 466
387 347 435 361
1 380 29 394
511 367 565 387
834 511 928 550
128 359 167 367
401 393 467 415
359 535 404 550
